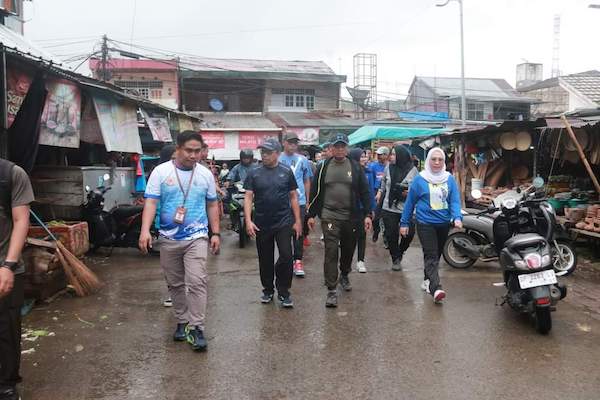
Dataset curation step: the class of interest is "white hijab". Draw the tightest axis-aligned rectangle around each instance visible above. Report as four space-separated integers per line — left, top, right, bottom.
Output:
420 147 451 185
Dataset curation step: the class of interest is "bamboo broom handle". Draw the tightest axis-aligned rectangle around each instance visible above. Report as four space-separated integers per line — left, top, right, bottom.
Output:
561 115 600 194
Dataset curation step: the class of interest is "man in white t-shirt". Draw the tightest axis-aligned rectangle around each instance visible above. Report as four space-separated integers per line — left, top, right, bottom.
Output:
139 131 220 352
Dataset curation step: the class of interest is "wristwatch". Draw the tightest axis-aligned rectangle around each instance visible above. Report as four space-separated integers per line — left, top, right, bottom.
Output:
1 261 18 272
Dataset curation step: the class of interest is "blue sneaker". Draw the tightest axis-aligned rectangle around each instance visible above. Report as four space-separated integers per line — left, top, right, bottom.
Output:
186 326 207 352
278 294 294 308
173 322 188 342
260 293 274 304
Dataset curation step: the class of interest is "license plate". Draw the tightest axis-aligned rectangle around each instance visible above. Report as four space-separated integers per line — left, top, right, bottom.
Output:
518 270 557 289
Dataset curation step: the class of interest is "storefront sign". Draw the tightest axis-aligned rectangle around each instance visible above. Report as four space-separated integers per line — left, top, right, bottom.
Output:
141 108 172 142
286 126 319 145
179 116 194 132
201 131 225 149
39 79 82 149
93 95 142 154
238 131 278 149
6 67 33 128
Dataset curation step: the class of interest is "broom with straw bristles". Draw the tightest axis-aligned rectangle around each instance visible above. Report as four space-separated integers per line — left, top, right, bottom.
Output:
30 210 102 296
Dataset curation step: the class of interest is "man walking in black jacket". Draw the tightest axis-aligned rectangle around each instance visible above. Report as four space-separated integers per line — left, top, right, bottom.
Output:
307 134 372 307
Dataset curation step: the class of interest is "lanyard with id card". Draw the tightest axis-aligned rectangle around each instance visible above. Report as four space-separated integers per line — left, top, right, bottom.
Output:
173 161 195 224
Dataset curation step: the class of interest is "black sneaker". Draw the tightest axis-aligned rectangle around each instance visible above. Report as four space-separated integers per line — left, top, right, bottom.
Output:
392 257 403 271
325 291 338 307
186 326 207 352
278 294 294 308
260 293 274 304
173 322 188 342
339 274 352 291
0 386 19 400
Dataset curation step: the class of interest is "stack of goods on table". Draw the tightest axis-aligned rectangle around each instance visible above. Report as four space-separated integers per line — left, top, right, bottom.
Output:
575 205 600 232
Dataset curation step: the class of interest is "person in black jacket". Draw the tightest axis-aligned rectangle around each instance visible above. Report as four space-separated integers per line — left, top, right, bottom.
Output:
307 134 372 308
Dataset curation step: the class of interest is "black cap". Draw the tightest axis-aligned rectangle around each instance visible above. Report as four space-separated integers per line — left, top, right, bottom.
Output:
332 133 349 145
283 131 300 142
258 138 282 152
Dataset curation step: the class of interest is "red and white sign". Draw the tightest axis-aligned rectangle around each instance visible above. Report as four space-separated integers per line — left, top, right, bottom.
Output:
201 131 225 149
238 131 278 149
6 66 33 128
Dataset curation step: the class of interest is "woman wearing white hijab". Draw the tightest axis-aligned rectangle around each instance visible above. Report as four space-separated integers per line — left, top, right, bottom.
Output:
400 147 462 303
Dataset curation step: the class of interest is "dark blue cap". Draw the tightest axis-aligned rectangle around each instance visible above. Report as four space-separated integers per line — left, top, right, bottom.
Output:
258 137 282 152
332 133 349 145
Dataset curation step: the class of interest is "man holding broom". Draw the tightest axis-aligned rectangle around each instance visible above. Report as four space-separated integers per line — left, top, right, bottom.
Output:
139 131 221 352
0 157 34 400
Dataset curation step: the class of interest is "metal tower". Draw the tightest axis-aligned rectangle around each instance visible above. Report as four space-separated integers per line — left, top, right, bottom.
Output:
551 15 561 78
352 53 377 116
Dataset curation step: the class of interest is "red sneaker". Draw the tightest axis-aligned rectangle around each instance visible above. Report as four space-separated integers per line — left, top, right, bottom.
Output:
303 237 311 247
293 260 305 277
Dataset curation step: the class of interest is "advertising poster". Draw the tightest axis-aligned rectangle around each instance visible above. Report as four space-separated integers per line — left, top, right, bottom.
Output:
6 66 33 128
200 131 225 149
286 126 319 145
141 108 172 142
238 131 278 149
93 95 142 154
39 79 82 148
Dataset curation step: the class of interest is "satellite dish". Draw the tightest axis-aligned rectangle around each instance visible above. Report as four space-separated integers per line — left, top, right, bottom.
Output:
209 98 224 111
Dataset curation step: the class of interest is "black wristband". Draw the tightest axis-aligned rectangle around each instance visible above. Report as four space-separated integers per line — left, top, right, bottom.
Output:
2 261 18 272
211 233 221 237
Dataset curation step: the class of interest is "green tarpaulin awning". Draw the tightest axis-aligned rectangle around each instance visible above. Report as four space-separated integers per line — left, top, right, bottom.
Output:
348 125 447 146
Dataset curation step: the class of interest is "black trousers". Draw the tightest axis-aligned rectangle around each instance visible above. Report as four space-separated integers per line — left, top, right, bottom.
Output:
293 206 306 261
356 213 366 262
322 219 357 290
0 274 23 389
256 226 294 297
416 223 450 295
382 210 415 262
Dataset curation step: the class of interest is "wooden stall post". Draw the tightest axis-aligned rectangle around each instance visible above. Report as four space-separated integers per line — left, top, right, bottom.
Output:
561 115 600 194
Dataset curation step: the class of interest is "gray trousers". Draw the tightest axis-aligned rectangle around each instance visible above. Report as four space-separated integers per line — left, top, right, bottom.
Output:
159 237 209 329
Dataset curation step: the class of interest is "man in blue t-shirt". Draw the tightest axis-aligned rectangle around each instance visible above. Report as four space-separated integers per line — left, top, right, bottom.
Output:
278 132 313 277
245 138 302 308
140 131 221 353
369 146 390 243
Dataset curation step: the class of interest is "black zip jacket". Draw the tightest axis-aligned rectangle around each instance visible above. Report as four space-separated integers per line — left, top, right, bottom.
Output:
307 156 372 220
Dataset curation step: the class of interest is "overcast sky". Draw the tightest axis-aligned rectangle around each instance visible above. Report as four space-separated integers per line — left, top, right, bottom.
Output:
23 0 600 100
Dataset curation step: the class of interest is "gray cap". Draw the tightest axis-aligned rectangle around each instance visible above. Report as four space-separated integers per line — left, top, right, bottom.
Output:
283 131 300 142
376 146 390 155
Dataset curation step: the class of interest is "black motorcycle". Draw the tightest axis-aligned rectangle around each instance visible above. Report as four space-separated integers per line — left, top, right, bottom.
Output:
457 186 568 334
227 182 250 248
82 174 157 253
443 184 577 275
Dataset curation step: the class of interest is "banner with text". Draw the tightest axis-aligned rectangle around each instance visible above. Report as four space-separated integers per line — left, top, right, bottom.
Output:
201 131 225 149
238 131 279 149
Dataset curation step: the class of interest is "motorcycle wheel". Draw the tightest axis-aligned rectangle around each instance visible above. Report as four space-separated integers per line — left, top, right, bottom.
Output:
551 240 577 276
239 217 246 249
534 306 552 334
443 232 477 269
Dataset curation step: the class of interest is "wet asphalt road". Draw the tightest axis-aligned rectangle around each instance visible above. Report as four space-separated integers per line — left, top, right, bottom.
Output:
19 228 600 400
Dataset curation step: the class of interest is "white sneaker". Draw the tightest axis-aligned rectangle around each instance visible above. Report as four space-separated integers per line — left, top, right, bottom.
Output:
421 280 430 294
357 261 367 273
433 289 446 304
163 298 173 307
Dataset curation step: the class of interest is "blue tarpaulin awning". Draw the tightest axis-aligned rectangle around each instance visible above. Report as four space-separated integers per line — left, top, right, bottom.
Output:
348 125 447 146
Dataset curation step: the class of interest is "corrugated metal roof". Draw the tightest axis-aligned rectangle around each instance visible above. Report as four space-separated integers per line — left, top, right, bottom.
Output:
417 76 532 102
196 112 280 130
518 70 600 93
266 112 366 128
561 74 600 104
0 24 65 66
182 57 335 75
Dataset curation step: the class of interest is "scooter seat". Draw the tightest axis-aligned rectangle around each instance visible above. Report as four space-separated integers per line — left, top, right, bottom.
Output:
112 205 143 220
504 233 546 250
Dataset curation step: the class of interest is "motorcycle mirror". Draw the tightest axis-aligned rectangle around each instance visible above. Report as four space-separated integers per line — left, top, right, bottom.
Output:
103 174 110 182
85 185 91 192
533 177 545 188
471 189 482 199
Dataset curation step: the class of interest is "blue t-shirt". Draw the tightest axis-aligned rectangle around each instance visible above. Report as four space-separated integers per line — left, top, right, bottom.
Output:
244 163 298 230
278 153 313 206
145 161 217 240
368 161 387 193
400 174 462 226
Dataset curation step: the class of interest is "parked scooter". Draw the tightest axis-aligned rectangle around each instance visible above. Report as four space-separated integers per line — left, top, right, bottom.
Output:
443 181 577 275
83 174 158 253
455 183 567 334
227 182 250 248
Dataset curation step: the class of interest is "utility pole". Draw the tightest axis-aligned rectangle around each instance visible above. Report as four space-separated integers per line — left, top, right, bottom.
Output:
100 35 109 81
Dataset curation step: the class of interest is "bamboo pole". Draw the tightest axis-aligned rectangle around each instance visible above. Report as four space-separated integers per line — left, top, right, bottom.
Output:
561 115 600 194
